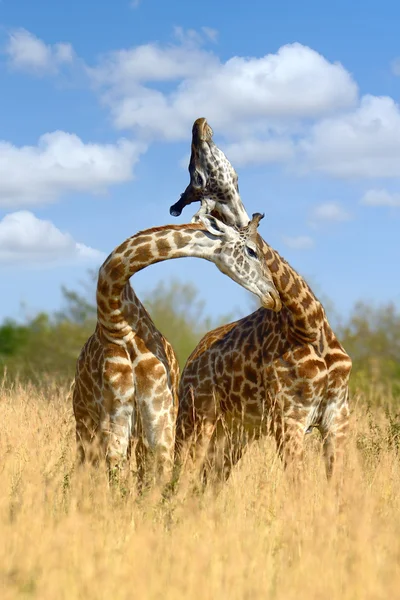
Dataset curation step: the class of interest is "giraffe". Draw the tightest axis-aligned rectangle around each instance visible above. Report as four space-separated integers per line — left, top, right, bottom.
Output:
72 213 281 489
172 118 352 486
170 118 250 228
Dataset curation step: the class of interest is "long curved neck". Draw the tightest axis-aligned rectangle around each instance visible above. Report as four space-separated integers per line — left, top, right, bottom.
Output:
96 223 217 341
261 239 325 342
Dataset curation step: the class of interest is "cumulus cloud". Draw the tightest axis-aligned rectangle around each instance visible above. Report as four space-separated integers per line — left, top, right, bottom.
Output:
5 28 74 75
310 202 351 224
13 27 400 179
90 39 357 142
361 189 400 207
282 235 314 250
0 211 104 266
299 95 400 178
0 131 145 208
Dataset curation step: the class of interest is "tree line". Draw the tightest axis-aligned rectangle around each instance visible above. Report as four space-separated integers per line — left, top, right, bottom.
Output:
0 274 399 400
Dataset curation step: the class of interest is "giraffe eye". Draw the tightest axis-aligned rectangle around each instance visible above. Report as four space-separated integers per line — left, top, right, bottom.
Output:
192 169 207 189
246 246 258 260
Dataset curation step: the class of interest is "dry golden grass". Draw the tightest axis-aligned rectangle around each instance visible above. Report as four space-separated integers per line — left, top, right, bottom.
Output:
1 381 400 599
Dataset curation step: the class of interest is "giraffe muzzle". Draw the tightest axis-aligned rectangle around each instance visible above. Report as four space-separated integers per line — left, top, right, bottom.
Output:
170 186 200 217
261 291 282 312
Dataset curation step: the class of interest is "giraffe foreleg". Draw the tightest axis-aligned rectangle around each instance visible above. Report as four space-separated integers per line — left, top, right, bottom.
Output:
203 419 248 487
174 386 220 493
319 388 350 481
271 407 307 482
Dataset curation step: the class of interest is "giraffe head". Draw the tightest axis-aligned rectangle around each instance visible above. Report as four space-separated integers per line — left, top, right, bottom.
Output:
199 211 281 311
170 117 250 228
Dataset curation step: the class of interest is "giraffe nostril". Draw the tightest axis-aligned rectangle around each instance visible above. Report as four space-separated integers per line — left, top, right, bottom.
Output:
170 205 182 217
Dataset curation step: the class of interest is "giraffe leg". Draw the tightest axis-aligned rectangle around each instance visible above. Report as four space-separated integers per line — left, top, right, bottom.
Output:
320 389 350 481
174 387 200 472
73 383 102 467
173 411 217 494
75 416 101 467
272 411 307 482
173 384 217 489
100 400 135 485
203 420 248 486
135 390 176 490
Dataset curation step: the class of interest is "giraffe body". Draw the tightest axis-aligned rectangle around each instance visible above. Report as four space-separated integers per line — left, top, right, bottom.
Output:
72 214 281 487
173 119 352 484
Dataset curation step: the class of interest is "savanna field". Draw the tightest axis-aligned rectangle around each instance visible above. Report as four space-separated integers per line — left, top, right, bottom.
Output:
1 378 400 600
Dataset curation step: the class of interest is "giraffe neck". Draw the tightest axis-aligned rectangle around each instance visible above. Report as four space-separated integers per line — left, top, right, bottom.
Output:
261 241 325 342
96 223 221 342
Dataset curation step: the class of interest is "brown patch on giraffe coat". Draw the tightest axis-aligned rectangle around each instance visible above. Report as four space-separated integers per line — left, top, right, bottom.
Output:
268 256 280 273
287 281 301 297
135 357 164 382
301 294 313 311
97 280 110 297
173 232 192 248
116 240 130 254
242 382 256 401
244 364 258 385
308 311 319 330
108 259 126 282
325 352 351 369
297 359 323 380
155 237 172 256
234 374 244 389
134 235 153 245
97 297 108 315
130 244 152 266
292 346 312 360
280 268 290 290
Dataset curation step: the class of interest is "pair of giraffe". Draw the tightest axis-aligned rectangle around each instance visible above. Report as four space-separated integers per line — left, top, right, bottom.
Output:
72 117 351 490
72 198 281 488
170 118 352 485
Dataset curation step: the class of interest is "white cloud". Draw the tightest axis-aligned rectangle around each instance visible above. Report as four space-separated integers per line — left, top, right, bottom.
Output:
16 28 400 181
299 95 400 178
0 131 145 208
0 211 104 266
361 189 400 207
5 28 74 75
310 202 351 223
130 0 141 7
90 39 357 142
282 235 314 250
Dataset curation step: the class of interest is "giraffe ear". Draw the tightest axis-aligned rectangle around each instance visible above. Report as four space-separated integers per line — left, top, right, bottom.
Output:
199 213 231 237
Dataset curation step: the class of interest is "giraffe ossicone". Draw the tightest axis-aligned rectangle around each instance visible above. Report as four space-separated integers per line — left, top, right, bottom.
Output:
72 213 281 490
173 117 352 486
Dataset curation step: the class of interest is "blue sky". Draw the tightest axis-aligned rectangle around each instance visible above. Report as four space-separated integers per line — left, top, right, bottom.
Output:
0 0 399 326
